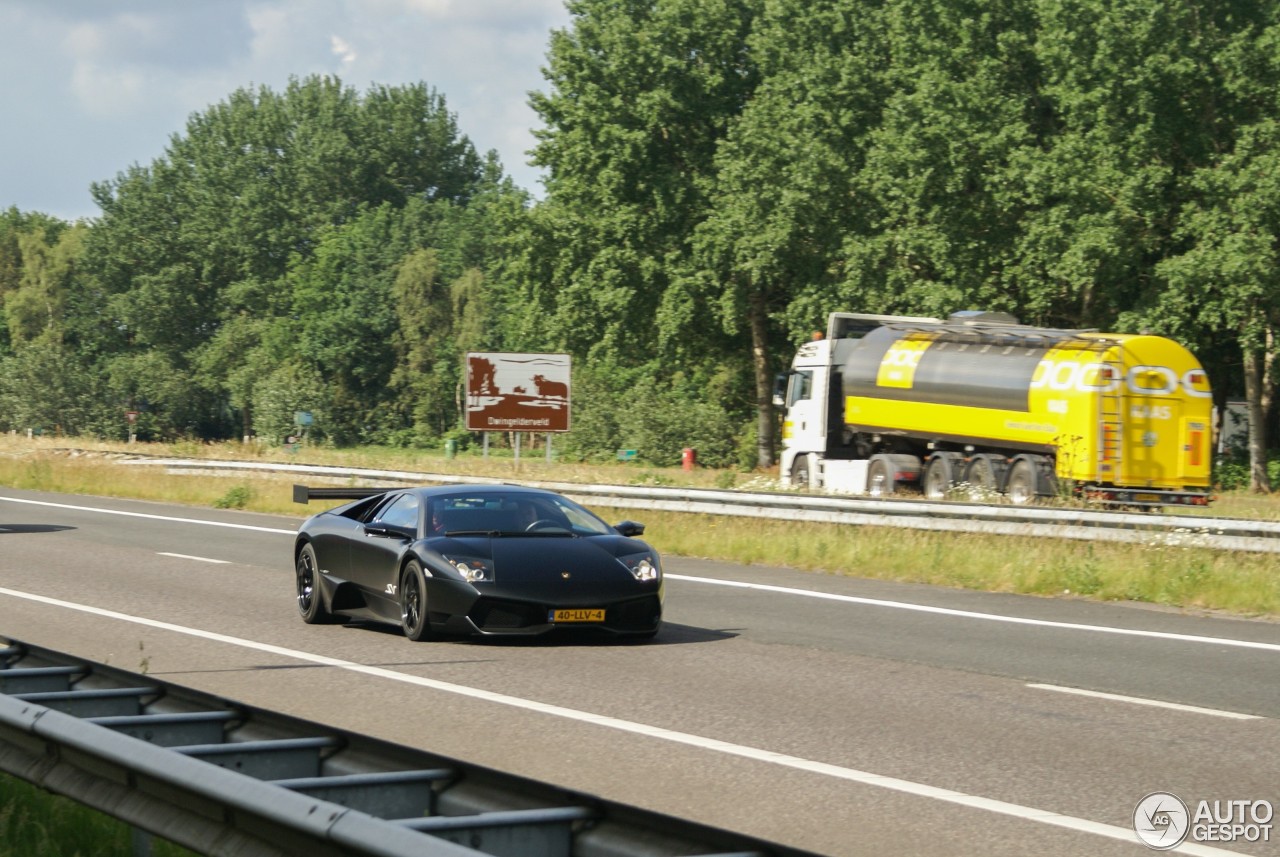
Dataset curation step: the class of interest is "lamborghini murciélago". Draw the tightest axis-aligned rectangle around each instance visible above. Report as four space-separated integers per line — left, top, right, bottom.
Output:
292 484 663 640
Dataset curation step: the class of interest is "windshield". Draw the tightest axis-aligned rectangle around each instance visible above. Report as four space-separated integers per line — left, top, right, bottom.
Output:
425 491 615 537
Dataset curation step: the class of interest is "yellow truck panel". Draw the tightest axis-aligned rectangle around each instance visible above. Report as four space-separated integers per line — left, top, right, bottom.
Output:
841 328 1213 495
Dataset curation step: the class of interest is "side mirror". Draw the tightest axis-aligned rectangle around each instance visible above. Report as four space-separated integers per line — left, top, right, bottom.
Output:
772 372 788 407
614 520 646 537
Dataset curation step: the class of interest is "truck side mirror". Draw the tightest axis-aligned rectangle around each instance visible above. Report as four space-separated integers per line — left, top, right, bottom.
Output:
772 373 788 407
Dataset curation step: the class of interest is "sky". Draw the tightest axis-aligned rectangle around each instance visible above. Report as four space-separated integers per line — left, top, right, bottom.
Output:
0 0 573 222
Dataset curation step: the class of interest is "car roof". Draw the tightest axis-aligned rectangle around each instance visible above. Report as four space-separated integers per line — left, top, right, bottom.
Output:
404 484 556 498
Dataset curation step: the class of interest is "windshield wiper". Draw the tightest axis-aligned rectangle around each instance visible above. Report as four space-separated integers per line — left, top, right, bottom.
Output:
440 529 577 538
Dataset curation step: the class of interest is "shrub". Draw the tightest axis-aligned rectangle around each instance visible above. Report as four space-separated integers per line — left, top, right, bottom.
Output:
214 484 252 509
1214 451 1280 491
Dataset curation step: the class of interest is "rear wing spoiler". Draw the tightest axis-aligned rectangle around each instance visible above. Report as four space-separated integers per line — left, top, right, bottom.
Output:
292 484 394 504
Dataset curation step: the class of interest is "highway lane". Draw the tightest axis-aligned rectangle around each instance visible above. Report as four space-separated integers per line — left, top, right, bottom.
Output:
0 487 1277 856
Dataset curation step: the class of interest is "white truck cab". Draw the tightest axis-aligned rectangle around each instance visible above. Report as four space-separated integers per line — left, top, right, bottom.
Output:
776 312 942 493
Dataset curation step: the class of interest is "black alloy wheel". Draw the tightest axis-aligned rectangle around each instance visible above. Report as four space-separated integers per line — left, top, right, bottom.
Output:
296 543 337 624
400 560 431 642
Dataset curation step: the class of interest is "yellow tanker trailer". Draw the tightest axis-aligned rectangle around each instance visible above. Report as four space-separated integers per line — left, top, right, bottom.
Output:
777 311 1214 507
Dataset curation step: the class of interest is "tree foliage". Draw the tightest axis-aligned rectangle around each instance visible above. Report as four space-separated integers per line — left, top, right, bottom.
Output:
73 75 509 442
6 4 1280 486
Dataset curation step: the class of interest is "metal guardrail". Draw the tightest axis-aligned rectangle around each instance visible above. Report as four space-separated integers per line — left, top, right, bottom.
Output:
0 639 818 857
122 457 1280 553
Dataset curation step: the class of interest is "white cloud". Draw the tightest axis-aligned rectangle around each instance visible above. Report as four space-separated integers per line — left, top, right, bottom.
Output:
0 0 572 219
330 34 358 68
63 17 154 116
69 62 150 118
400 0 456 18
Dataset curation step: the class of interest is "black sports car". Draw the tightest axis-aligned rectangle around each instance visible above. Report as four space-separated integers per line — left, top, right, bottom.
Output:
292 484 663 640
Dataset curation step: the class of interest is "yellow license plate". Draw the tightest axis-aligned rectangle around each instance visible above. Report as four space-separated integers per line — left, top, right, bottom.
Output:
550 608 605 623
1134 493 1161 503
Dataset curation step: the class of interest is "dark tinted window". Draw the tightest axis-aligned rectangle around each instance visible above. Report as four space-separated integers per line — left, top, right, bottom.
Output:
377 494 420 532
427 491 613 535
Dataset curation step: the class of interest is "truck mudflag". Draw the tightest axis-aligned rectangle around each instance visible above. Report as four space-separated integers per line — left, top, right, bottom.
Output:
777 311 1213 507
466 352 571 432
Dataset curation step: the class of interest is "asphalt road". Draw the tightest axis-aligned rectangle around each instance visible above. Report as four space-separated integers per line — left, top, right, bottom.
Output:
0 486 1277 856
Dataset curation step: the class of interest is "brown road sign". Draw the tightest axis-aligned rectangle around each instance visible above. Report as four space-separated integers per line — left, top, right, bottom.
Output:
466 352 571 432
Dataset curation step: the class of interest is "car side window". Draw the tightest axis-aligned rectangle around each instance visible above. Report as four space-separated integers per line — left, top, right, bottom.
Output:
352 494 395 523
376 494 420 533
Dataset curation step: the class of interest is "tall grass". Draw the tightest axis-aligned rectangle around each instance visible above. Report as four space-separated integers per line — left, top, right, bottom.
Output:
629 509 1280 617
0 773 194 857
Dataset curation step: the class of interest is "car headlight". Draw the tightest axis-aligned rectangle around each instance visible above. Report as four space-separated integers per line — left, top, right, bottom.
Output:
619 552 660 582
442 556 494 583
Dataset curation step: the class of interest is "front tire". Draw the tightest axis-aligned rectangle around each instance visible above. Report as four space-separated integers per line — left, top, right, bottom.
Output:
867 458 892 497
296 543 339 625
790 457 811 490
400 560 432 642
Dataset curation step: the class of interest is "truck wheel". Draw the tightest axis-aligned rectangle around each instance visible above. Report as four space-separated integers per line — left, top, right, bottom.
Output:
1006 458 1039 505
964 455 1001 499
923 455 957 500
790 458 811 490
867 458 892 497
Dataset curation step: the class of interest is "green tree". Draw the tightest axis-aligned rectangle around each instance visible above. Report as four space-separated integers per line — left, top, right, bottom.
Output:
519 0 764 467
526 0 762 360
1131 6 1280 491
1009 0 1248 330
4 225 86 346
0 218 116 437
0 208 72 357
389 248 457 440
1155 124 1280 492
251 361 329 443
0 340 113 437
83 76 487 441
686 0 895 466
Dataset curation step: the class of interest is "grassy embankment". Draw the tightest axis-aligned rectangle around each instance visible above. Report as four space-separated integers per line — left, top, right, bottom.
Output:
1 435 1278 619
0 774 196 857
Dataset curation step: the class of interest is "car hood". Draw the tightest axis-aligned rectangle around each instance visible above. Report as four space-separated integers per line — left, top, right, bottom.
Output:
435 534 653 586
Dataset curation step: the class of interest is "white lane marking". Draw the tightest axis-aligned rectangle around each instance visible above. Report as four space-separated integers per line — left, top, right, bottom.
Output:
0 586 1244 856
667 573 1280 653
0 496 296 535
1027 683 1260 720
158 552 230 564
3 494 1276 654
